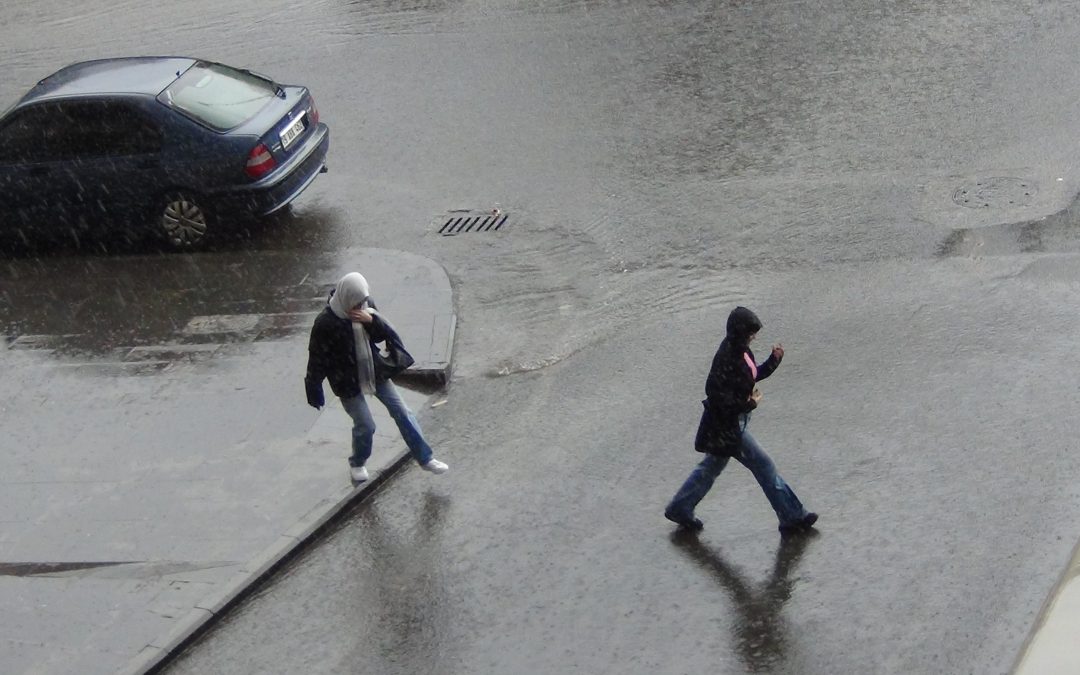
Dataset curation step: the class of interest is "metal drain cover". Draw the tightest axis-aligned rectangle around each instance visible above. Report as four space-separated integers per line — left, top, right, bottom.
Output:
953 177 1037 208
437 210 508 236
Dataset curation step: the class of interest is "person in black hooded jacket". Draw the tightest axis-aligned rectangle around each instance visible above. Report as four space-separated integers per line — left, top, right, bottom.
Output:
664 306 817 534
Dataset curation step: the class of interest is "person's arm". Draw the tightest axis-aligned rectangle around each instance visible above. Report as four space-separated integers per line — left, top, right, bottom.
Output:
755 344 784 381
304 321 328 409
365 313 391 344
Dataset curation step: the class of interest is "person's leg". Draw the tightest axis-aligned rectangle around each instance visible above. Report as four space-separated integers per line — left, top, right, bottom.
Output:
732 429 810 527
340 394 375 468
373 379 435 466
665 454 729 528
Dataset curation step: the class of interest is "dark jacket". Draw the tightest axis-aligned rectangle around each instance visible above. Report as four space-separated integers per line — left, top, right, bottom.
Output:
304 303 398 407
695 307 782 456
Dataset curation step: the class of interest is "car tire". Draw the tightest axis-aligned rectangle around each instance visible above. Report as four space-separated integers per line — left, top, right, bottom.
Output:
160 191 212 248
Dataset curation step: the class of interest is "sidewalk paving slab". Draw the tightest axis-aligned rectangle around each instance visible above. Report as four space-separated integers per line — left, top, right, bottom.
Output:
0 248 454 675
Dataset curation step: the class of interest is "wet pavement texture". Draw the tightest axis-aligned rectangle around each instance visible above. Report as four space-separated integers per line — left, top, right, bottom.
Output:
161 257 1080 675
4 0 1080 674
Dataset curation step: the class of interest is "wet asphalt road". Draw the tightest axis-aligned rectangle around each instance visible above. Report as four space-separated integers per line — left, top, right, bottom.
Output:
5 1 1080 673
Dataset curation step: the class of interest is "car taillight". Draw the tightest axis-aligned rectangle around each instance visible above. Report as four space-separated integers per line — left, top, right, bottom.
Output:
310 98 319 125
245 143 276 180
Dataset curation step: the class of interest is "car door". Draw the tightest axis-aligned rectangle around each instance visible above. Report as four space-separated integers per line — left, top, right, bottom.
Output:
51 99 166 235
0 103 84 240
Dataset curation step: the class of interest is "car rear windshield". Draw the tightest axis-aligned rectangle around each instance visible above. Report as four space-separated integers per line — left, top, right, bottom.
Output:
158 62 276 131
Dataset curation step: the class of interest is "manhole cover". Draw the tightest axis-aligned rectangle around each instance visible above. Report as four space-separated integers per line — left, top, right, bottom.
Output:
437 210 508 236
953 177 1037 208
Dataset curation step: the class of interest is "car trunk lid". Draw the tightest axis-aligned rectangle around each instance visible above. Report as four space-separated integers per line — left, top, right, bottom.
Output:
238 86 319 166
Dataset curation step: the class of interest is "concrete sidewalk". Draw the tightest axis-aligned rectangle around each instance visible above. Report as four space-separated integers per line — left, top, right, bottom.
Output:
1013 540 1080 675
0 248 455 675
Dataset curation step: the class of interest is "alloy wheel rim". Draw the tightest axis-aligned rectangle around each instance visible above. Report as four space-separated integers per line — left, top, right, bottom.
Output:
162 199 207 245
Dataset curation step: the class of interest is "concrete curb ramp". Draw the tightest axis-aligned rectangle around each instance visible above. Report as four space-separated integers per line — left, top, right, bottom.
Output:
0 247 454 675
118 250 456 674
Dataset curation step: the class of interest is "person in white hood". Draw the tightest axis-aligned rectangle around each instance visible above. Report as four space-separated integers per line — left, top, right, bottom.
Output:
305 272 448 483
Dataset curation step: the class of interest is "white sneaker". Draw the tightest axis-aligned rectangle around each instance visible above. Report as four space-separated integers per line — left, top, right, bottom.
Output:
350 466 369 483
421 459 448 474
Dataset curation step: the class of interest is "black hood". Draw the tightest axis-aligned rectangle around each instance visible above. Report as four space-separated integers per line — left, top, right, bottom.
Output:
726 306 762 346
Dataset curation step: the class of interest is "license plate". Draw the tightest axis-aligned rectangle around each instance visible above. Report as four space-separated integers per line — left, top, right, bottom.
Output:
279 111 307 150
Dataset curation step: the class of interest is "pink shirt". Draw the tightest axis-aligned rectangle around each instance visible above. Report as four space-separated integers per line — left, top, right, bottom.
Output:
743 352 758 380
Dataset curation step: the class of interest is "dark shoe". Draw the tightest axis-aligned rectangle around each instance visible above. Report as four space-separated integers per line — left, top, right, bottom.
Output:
779 512 818 535
665 509 704 531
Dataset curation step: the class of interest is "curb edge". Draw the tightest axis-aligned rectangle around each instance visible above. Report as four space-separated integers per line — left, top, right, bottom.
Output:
120 448 413 675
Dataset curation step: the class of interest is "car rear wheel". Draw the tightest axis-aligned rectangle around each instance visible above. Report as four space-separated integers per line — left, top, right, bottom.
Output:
160 192 212 248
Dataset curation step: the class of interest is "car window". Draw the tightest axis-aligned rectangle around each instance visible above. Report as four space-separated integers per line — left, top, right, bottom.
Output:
158 62 277 131
0 105 70 162
76 100 160 155
0 101 162 163
60 101 163 157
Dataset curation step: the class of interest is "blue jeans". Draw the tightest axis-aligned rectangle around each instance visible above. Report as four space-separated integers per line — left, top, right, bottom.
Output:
340 379 433 468
667 415 808 527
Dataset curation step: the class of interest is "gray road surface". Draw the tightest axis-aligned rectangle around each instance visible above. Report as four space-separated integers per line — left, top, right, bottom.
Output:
3 1 1080 674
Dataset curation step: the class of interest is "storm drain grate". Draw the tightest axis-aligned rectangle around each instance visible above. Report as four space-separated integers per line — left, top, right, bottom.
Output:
952 177 1037 209
438 212 508 236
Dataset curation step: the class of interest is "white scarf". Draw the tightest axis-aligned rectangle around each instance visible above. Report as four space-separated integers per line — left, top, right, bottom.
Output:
328 273 376 396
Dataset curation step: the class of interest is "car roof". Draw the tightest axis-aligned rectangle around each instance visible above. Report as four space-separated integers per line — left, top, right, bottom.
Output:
20 57 197 104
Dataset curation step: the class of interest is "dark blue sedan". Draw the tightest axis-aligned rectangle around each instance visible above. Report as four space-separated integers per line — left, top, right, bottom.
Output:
0 56 329 248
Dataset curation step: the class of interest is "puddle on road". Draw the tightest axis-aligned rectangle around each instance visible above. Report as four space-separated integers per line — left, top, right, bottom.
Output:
0 560 239 578
0 250 332 375
0 561 130 577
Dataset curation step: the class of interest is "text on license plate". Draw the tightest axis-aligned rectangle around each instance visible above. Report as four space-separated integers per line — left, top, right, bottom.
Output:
279 112 307 150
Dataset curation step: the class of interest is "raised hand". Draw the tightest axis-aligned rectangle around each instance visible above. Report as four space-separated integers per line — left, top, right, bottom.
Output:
349 308 373 324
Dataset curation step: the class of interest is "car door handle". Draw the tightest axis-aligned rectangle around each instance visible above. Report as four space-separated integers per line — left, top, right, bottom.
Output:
137 159 160 169
27 166 50 176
